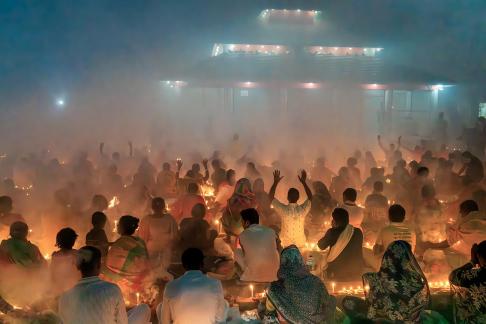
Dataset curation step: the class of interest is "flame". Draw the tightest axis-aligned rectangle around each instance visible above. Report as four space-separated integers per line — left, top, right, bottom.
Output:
200 183 215 198
108 196 120 209
44 253 51 261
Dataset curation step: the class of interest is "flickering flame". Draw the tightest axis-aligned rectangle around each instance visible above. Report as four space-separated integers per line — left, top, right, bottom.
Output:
200 183 215 198
108 196 120 209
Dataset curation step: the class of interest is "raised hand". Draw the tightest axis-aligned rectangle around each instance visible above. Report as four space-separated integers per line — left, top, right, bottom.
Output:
298 170 307 184
176 158 183 170
202 159 209 169
273 170 283 184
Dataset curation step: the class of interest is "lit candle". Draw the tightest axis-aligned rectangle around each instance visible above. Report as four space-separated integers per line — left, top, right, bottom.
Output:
331 282 336 294
249 284 254 298
136 292 140 304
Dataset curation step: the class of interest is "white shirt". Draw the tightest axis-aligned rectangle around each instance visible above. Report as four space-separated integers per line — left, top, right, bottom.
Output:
272 199 311 248
238 224 279 282
59 276 128 324
160 270 226 324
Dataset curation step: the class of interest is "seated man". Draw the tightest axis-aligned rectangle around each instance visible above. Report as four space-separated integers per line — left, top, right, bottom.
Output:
179 204 217 254
0 221 45 268
318 208 364 281
424 200 486 265
339 188 364 229
59 246 150 324
361 181 389 242
449 241 486 323
139 197 178 275
235 208 280 283
158 248 227 324
364 204 416 271
170 182 206 224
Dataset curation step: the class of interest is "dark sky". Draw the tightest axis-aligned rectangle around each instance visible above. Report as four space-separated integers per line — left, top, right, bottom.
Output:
1 0 485 103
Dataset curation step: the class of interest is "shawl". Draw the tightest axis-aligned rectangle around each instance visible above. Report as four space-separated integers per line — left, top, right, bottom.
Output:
267 245 336 324
363 240 430 323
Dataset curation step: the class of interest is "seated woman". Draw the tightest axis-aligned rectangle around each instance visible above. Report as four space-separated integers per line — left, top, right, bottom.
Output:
50 227 81 295
449 241 486 323
263 245 336 324
306 181 336 243
222 178 256 238
318 208 364 281
103 215 151 295
343 241 437 323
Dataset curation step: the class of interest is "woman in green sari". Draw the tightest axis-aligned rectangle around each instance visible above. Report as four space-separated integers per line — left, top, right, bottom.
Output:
103 215 150 294
263 245 336 324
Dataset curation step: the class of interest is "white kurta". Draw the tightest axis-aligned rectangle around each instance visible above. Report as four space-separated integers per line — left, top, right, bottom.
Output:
272 199 311 248
159 271 227 324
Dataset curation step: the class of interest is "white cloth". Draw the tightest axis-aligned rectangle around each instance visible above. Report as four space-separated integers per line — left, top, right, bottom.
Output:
59 276 150 324
159 270 227 324
271 199 311 248
340 202 364 229
327 224 354 263
235 224 279 282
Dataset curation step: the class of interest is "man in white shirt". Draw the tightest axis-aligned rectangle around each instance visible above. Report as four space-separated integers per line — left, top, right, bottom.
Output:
340 188 364 229
59 246 151 324
269 170 312 248
158 248 227 324
235 208 280 283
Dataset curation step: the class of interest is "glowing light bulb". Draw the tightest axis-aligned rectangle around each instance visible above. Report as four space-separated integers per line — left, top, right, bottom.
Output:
56 98 65 107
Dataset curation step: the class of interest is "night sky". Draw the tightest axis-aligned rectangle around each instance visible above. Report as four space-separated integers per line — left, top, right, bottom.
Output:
1 0 485 104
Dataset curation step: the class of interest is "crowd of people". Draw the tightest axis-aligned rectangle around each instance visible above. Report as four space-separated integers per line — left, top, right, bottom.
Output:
0 118 485 323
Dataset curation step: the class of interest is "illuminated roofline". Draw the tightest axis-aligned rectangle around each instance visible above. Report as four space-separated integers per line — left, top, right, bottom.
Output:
211 43 290 57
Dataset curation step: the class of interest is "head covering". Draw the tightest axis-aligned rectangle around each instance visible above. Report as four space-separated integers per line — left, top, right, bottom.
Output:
363 240 430 322
222 178 256 236
267 245 335 324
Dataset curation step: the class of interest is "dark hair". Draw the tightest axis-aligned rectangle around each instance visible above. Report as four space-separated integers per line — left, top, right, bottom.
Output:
459 200 479 215
187 182 199 194
373 181 384 192
389 204 406 222
477 240 486 260
191 203 206 219
152 197 166 212
343 188 357 202
181 248 204 271
241 208 259 225
56 227 78 249
92 194 108 210
417 166 429 176
226 169 235 181
421 184 436 198
77 246 102 276
92 211 107 227
347 157 357 166
10 221 28 239
332 208 349 227
118 215 140 236
287 188 300 203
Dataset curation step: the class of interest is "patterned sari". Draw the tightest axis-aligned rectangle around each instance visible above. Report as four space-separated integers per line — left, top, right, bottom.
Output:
363 240 430 323
222 178 256 236
103 235 150 292
265 245 336 324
